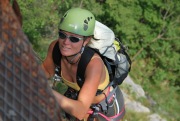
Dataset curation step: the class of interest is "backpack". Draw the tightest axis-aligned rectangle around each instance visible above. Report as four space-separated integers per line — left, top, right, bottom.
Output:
52 21 131 92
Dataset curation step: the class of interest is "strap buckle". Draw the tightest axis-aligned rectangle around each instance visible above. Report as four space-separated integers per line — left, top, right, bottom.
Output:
88 105 100 121
52 66 62 89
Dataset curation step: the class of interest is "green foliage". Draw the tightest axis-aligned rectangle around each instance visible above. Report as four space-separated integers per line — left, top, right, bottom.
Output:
123 110 148 121
17 0 59 49
18 0 180 120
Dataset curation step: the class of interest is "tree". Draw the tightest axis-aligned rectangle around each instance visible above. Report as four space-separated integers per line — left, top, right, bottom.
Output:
18 0 59 48
17 0 180 120
93 0 180 89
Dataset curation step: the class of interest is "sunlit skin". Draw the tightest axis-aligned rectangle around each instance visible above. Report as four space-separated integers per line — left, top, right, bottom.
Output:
41 30 109 120
58 31 84 59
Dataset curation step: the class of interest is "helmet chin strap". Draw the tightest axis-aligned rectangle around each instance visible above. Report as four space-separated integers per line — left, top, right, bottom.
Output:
65 43 85 64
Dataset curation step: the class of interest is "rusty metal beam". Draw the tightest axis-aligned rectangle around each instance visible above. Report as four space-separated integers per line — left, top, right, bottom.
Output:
0 0 62 121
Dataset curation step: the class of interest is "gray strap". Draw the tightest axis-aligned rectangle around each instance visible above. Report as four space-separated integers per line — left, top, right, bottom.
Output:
99 86 118 111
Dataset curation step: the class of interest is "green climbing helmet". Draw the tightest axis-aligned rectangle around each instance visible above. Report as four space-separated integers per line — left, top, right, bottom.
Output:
59 8 95 36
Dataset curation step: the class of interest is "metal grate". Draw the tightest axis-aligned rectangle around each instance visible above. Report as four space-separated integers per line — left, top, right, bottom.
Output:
0 1 62 121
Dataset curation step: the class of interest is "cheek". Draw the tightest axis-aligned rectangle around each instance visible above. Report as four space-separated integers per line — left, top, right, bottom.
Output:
58 38 62 42
71 41 85 53
58 39 62 46
72 42 82 50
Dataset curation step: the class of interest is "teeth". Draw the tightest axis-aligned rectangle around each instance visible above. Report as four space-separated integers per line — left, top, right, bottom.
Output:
62 46 69 50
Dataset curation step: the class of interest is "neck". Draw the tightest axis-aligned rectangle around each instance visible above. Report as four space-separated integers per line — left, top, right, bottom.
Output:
64 46 85 64
65 53 81 65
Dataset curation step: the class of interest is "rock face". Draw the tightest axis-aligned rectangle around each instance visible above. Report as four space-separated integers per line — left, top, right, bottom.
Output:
123 76 146 98
125 100 150 113
122 75 167 121
0 0 62 121
122 76 149 113
148 114 167 121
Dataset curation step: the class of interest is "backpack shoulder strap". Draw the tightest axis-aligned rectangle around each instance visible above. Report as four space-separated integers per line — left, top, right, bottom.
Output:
52 41 61 67
76 47 95 88
52 44 95 88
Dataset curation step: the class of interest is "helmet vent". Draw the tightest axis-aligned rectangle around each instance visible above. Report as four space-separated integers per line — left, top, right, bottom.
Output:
60 18 64 24
59 8 95 36
84 23 88 31
84 20 88 24
60 13 67 24
64 13 67 18
83 16 94 31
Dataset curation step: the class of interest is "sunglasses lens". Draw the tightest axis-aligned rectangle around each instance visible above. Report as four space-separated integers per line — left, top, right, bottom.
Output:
59 31 82 43
59 32 66 39
69 37 80 43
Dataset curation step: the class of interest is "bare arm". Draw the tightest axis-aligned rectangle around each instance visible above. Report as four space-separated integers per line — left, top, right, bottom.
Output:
52 55 104 120
41 40 58 79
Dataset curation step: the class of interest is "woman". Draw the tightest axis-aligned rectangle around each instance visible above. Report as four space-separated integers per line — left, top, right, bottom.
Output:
42 8 125 121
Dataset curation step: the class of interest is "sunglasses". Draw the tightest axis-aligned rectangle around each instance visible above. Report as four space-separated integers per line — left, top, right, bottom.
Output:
59 31 84 43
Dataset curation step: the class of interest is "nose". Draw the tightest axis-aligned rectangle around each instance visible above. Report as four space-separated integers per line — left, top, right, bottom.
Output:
62 37 71 44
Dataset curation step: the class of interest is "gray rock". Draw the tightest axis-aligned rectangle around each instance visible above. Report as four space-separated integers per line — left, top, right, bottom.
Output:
148 114 167 121
125 100 150 113
124 75 146 98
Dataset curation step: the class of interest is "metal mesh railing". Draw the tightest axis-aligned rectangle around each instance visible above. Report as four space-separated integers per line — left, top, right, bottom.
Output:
0 1 62 121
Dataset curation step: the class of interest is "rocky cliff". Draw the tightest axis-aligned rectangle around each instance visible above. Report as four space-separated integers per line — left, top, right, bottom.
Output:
122 75 166 121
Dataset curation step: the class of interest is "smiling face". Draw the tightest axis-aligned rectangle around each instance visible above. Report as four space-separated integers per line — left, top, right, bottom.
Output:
58 30 90 56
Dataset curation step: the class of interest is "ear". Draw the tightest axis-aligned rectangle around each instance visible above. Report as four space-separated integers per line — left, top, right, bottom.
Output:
83 36 91 46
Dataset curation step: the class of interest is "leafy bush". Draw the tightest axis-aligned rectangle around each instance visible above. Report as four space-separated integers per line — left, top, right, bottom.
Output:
18 0 180 120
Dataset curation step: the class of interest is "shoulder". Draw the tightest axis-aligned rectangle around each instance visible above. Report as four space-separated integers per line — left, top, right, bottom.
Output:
82 52 104 89
83 47 104 68
91 53 102 61
47 39 59 53
43 39 59 63
86 53 104 72
81 47 104 69
92 53 103 65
